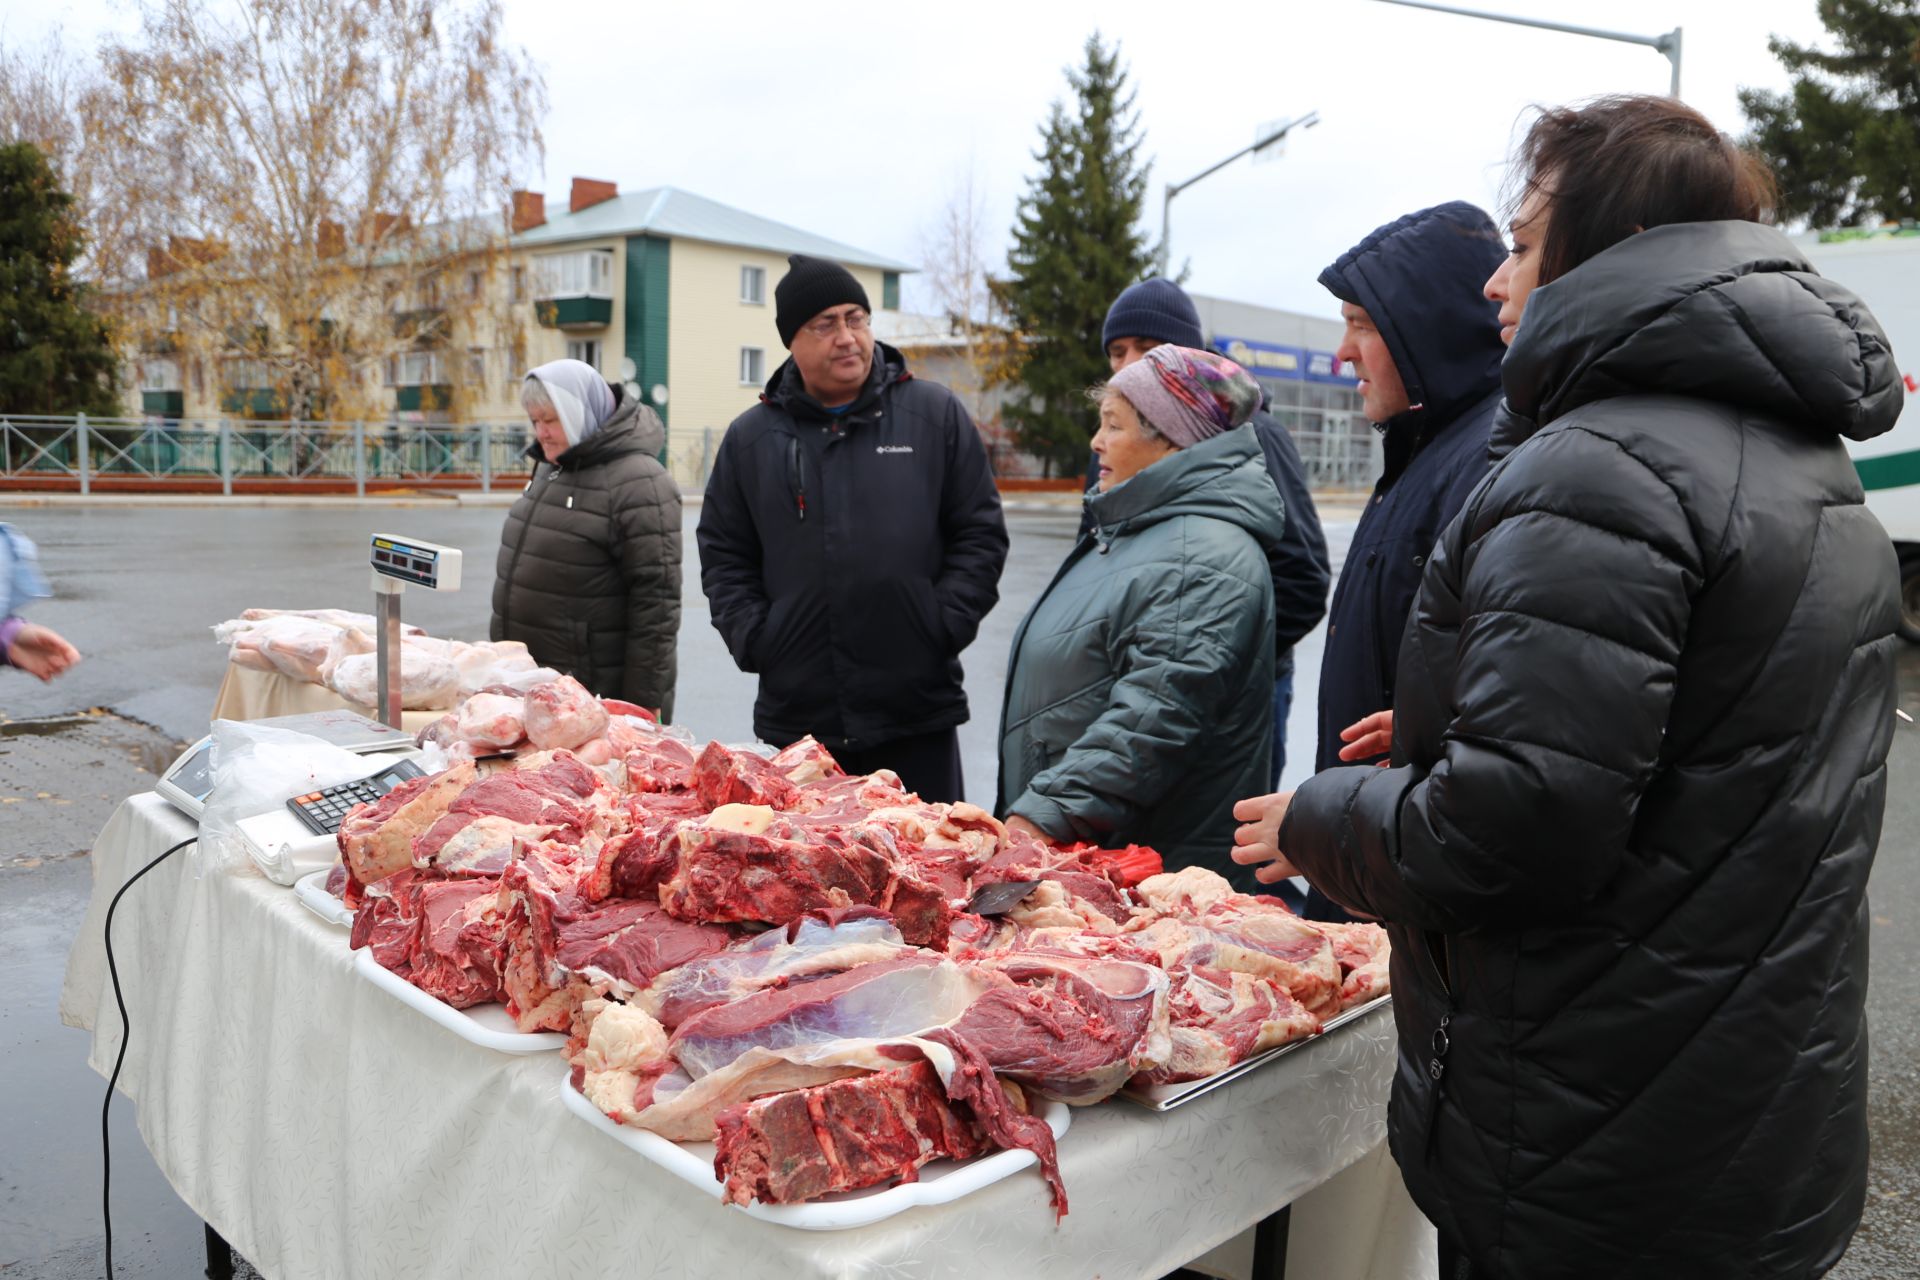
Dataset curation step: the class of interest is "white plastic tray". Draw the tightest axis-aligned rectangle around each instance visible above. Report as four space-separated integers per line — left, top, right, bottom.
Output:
353 947 567 1054
293 869 353 927
562 1069 1072 1229
1120 994 1393 1111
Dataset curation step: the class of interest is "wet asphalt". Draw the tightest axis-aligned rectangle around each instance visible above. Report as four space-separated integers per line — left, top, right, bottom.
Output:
0 498 1915 1278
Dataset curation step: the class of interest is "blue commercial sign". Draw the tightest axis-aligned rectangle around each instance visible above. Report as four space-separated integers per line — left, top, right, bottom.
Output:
1212 334 1356 387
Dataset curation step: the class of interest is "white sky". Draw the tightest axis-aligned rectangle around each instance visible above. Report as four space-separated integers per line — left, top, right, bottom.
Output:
7 0 1833 318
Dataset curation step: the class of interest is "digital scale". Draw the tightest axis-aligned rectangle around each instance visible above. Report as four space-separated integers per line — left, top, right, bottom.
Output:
154 710 416 821
368 532 463 729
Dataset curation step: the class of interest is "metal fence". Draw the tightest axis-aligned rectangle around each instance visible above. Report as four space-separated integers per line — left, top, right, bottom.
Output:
0 414 1377 495
0 415 731 495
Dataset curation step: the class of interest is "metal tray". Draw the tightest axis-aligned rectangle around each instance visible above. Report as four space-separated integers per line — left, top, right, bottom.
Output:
1119 994 1393 1112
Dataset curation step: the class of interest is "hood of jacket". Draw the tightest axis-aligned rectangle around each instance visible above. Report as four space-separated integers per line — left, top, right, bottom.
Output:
761 340 910 424
527 384 665 468
1493 219 1903 459
1318 200 1508 432
1084 424 1286 554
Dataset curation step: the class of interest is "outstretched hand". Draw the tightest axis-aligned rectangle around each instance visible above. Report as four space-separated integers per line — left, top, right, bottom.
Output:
7 622 80 682
1230 791 1300 884
1337 710 1394 764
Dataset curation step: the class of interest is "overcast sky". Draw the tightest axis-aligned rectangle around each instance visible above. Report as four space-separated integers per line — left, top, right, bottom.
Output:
10 0 1833 319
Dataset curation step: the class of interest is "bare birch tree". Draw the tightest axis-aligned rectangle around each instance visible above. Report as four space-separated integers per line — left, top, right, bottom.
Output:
917 166 1020 431
81 0 545 422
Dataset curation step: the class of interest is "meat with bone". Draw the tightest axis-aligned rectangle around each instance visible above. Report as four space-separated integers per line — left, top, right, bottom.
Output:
584 794 704 902
412 750 615 874
1138 965 1321 1085
348 872 506 1009
659 804 956 947
1320 919 1393 1010
1128 868 1342 1017
337 760 476 895
713 1060 992 1206
523 675 609 750
623 735 699 793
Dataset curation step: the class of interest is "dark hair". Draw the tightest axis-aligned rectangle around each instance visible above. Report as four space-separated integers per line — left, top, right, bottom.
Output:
1512 94 1778 285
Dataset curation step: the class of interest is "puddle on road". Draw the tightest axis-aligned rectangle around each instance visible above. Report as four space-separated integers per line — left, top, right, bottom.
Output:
0 710 185 862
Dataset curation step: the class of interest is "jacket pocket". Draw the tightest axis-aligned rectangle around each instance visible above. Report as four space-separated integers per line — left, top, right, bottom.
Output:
748 596 794 673
570 618 597 690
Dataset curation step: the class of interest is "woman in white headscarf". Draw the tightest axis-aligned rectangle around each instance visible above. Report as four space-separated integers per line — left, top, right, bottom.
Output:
490 358 682 718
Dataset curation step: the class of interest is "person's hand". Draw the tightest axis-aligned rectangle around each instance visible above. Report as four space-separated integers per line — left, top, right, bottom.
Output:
8 623 80 682
1231 791 1301 884
1337 710 1394 764
1003 813 1049 844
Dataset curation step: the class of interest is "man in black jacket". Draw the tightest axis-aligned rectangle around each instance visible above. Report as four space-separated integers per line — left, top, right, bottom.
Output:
1080 278 1330 786
1299 201 1507 921
697 255 1008 802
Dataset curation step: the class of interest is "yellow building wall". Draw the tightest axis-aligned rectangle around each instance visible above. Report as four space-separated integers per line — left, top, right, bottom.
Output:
664 239 886 465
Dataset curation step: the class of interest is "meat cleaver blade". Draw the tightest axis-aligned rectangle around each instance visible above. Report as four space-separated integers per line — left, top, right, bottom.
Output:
966 879 1043 916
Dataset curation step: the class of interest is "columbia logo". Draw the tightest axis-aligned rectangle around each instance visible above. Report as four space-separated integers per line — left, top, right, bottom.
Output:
876 445 915 455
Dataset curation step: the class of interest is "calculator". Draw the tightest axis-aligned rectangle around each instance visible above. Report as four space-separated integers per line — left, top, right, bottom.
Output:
286 758 427 836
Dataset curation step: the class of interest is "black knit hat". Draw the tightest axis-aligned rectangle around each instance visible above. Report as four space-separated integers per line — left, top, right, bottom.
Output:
1102 277 1204 351
775 254 871 348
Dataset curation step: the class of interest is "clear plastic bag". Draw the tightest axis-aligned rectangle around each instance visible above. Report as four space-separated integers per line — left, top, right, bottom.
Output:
195 719 371 875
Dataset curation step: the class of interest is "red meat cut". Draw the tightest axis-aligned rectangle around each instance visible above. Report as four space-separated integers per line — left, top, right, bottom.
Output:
712 1061 991 1205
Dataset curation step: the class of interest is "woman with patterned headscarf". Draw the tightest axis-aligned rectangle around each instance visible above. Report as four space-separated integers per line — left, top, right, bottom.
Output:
490 358 682 718
995 345 1286 886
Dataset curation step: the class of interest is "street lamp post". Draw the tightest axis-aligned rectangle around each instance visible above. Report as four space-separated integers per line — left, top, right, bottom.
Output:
1370 0 1682 98
1158 110 1319 278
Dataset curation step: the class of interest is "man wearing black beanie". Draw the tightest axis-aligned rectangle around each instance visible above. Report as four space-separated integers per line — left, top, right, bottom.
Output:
697 254 1009 802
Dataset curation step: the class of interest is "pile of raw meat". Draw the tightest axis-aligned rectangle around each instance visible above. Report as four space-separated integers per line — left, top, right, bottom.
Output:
216 607 561 710
326 680 1390 1217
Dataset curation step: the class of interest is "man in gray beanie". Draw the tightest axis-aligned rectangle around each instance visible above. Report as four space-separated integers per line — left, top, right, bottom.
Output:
1087 277 1330 790
698 255 1009 802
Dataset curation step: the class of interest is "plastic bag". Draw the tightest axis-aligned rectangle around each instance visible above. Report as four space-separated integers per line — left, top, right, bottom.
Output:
196 719 370 876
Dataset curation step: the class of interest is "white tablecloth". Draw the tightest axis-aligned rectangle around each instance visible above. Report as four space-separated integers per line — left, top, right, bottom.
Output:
61 792 1436 1280
211 664 444 733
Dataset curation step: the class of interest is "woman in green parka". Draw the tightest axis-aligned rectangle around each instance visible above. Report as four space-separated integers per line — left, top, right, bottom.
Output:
996 344 1285 890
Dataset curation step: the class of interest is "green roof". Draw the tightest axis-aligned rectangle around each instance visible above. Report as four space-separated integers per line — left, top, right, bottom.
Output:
514 186 915 272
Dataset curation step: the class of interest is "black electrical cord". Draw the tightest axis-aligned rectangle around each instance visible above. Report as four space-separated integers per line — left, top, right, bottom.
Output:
102 835 197 1280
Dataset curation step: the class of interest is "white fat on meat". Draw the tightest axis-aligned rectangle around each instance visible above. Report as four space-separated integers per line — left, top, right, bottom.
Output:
453 693 525 749
1134 866 1238 918
703 803 779 836
573 999 674 1124
523 676 609 750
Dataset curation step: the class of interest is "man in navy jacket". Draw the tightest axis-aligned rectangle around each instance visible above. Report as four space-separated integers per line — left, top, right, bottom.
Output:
1081 278 1330 785
1302 202 1507 921
697 256 1008 802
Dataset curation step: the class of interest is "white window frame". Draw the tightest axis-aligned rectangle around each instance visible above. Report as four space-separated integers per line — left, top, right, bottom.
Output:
534 249 615 300
566 339 602 370
385 350 449 387
740 265 766 305
739 346 765 385
465 347 488 384
222 356 275 389
139 358 182 392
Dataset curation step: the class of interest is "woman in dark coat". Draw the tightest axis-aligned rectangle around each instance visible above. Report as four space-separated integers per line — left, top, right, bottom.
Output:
490 359 681 718
997 345 1284 887
1235 96 1903 1278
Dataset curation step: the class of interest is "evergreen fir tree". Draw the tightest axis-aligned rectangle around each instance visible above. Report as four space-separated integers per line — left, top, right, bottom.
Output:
1740 0 1920 227
0 141 119 415
998 34 1156 475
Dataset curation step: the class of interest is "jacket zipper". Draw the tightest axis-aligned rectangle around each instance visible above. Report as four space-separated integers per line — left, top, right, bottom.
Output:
787 436 806 522
1422 932 1457 1159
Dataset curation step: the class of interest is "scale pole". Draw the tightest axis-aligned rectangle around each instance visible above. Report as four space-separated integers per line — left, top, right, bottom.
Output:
374 576 404 729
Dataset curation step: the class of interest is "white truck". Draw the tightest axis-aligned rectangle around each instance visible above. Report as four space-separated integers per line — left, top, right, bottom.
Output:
1798 227 1920 642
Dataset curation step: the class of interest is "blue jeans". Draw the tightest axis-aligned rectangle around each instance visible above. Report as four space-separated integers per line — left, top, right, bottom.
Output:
1269 650 1295 790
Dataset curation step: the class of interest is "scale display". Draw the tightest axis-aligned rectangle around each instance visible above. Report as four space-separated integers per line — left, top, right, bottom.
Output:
370 534 462 591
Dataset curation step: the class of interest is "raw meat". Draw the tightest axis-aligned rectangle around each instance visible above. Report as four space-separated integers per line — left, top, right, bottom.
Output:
245 615 365 682
412 750 615 874
713 1061 991 1205
348 872 506 1009
1129 869 1342 1016
638 908 911 1029
328 649 460 711
951 947 1170 1104
1320 920 1392 1010
692 742 802 810
571 998 675 1123
584 795 704 901
1145 964 1321 1085
767 735 843 784
337 760 476 893
623 735 699 793
523 676 609 750
670 953 973 1080
454 693 525 750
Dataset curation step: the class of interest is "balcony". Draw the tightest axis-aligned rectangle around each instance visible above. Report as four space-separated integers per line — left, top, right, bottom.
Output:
532 249 615 330
220 387 286 418
141 390 185 417
394 384 454 412
534 296 613 329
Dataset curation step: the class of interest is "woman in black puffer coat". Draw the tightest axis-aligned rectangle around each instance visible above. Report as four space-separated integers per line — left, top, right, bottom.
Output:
1237 96 1903 1279
491 359 681 718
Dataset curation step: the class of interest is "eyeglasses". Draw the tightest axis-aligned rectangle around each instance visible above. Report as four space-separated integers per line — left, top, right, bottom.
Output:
801 309 871 339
